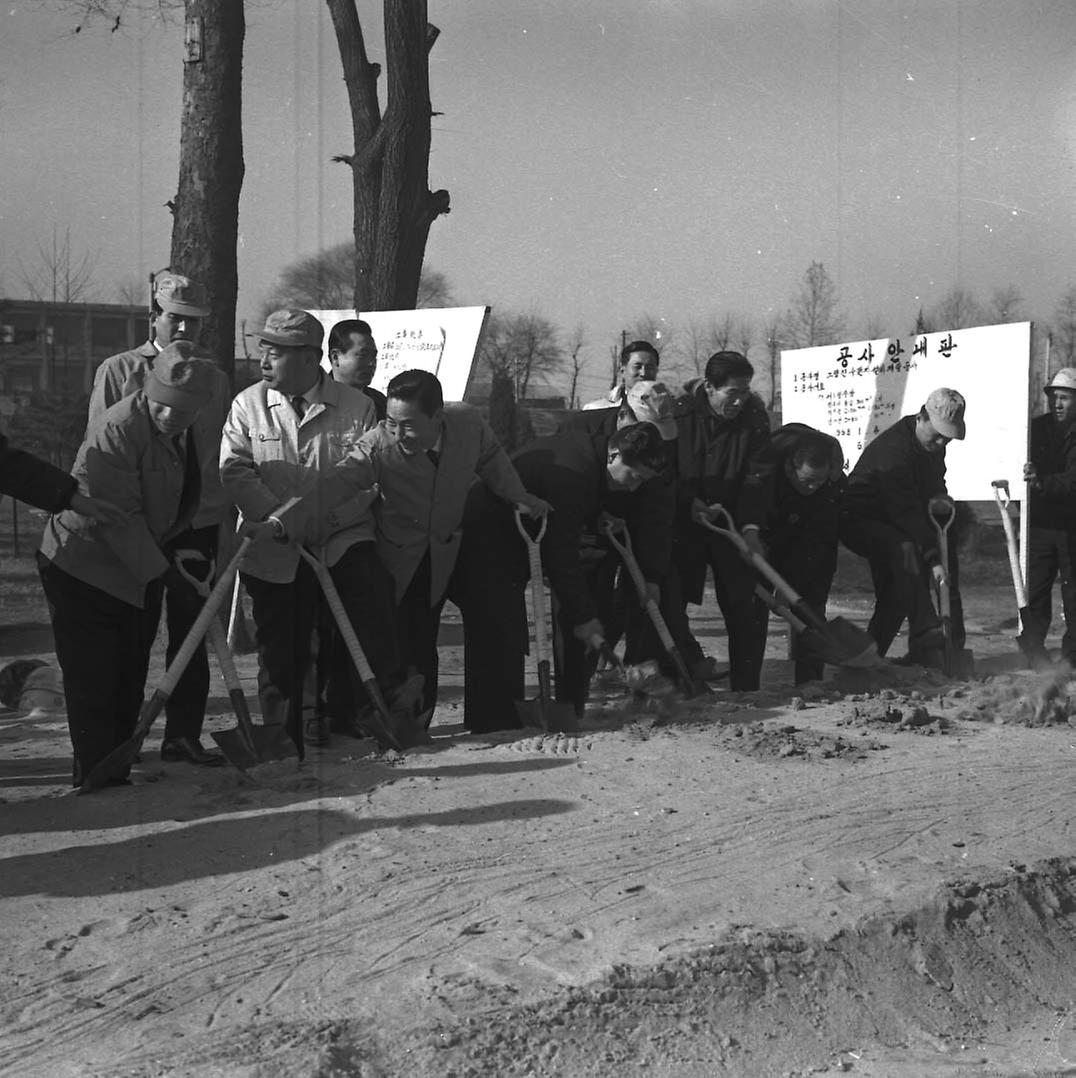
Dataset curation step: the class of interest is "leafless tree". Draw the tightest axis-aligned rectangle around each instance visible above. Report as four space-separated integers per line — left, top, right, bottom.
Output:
260 241 451 318
1051 286 1076 371
862 312 889 340
53 1 244 380
115 274 149 307
929 286 984 331
783 261 846 348
756 312 785 414
18 225 97 303
987 284 1025 324
564 323 587 408
327 0 450 311
479 311 564 401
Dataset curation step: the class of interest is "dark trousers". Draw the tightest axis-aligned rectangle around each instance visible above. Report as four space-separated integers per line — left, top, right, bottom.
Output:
839 516 965 656
38 555 159 784
1020 526 1076 661
766 548 836 685
242 542 400 754
151 523 217 741
396 550 454 716
456 513 614 733
663 536 769 691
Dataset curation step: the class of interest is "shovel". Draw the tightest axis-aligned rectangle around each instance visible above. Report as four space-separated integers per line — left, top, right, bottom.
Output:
601 520 708 697
751 583 853 669
172 556 296 771
295 546 407 752
991 480 1034 654
79 536 254 794
928 497 975 678
699 506 881 670
514 510 581 733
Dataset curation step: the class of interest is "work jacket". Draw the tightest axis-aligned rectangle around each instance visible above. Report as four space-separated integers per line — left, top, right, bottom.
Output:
346 403 529 605
39 394 199 608
0 428 77 513
219 375 378 582
841 414 948 566
1027 412 1076 531
88 341 232 531
508 429 674 629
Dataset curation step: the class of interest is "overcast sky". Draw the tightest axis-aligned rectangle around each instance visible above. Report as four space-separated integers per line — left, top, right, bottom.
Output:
1 0 1073 398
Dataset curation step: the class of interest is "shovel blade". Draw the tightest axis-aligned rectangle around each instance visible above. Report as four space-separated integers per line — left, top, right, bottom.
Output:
515 696 580 734
211 723 297 771
802 617 882 669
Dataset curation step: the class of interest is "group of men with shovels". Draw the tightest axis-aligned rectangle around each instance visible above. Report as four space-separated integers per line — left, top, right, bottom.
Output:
18 271 1033 794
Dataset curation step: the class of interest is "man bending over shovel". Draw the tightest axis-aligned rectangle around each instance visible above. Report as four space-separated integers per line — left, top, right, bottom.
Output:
839 388 968 670
457 423 672 733
38 343 220 787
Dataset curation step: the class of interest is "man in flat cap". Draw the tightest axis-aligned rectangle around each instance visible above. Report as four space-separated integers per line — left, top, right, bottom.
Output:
39 343 220 787
86 269 232 766
840 387 968 669
221 309 416 755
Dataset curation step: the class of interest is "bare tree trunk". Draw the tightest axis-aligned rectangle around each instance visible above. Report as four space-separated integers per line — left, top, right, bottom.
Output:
329 0 450 311
169 0 245 384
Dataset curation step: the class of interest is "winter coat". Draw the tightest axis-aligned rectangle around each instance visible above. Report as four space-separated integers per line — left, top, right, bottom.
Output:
39 394 200 607
0 428 77 513
1027 412 1076 531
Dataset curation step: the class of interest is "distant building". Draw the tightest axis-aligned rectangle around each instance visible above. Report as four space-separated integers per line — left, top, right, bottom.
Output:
0 298 148 396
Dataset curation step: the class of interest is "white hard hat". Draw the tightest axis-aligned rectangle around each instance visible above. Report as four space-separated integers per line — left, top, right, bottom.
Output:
1045 368 1076 393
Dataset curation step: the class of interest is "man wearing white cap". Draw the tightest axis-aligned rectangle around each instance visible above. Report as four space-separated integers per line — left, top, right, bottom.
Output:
86 270 232 766
839 387 968 668
1020 369 1076 667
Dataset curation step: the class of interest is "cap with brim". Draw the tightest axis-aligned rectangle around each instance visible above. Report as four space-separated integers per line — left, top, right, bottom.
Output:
144 374 206 411
154 272 210 318
924 387 966 440
259 309 324 349
143 342 215 412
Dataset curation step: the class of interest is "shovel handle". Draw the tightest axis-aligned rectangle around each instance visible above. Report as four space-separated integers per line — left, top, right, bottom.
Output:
296 546 403 752
992 480 1027 608
601 520 698 694
516 509 553 676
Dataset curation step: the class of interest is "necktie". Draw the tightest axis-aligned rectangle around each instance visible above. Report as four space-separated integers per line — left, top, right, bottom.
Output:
291 395 307 420
426 448 440 467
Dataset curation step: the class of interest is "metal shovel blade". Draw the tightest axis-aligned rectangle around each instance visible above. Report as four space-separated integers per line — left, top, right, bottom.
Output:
819 616 883 668
211 722 296 772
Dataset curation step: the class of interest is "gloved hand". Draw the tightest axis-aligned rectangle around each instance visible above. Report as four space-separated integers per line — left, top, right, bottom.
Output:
517 493 553 519
598 511 626 536
572 617 606 653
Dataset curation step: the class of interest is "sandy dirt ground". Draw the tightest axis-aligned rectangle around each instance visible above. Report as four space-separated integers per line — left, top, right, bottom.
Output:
1 581 1075 1078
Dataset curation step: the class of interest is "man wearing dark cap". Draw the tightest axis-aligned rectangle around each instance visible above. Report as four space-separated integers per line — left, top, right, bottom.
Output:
39 343 219 787
221 309 413 753
839 387 968 668
86 270 232 766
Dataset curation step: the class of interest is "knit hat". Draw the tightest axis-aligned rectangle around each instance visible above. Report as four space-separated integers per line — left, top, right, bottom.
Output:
145 341 216 411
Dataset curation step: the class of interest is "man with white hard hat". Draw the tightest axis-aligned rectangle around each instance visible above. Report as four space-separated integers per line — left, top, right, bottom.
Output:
1020 368 1076 667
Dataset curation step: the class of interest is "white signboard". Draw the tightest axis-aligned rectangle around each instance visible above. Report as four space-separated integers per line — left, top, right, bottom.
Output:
780 322 1031 501
311 306 491 402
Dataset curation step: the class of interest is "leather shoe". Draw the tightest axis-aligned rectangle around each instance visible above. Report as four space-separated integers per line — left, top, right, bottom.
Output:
161 737 226 766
